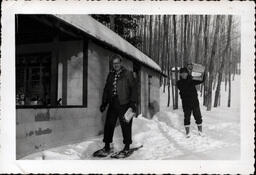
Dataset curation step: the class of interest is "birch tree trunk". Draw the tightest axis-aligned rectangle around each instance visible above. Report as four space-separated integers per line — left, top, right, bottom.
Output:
195 15 203 63
206 15 221 111
154 16 158 63
149 15 153 57
162 15 167 93
109 16 115 31
163 15 171 107
187 16 194 63
139 16 144 51
203 15 209 106
143 16 147 54
227 47 232 107
180 16 184 66
183 15 188 66
214 16 232 107
158 15 162 66
173 15 179 109
225 73 228 91
186 16 191 64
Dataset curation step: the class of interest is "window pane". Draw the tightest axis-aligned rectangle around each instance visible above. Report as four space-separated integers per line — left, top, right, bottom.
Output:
67 52 83 105
16 53 51 106
58 40 84 106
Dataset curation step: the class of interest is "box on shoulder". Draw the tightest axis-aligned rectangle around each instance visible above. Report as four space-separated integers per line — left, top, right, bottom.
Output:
191 63 205 81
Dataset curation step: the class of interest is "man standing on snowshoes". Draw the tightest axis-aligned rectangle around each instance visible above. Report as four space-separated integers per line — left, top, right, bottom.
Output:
177 67 205 138
96 54 137 157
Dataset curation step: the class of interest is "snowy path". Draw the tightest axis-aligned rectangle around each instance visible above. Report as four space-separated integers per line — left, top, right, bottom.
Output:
22 76 240 160
22 110 240 160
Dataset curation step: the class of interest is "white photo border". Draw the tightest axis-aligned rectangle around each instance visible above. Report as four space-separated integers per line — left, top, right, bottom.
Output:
0 0 255 174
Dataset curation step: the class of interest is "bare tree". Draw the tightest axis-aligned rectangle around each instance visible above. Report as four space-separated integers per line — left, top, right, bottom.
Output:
194 15 203 63
180 16 184 66
149 15 153 57
172 15 179 109
206 15 221 111
109 16 115 31
183 15 188 66
214 16 232 107
163 15 171 107
154 16 159 63
203 15 210 106
117 14 241 110
143 15 147 54
227 47 232 107
158 15 162 66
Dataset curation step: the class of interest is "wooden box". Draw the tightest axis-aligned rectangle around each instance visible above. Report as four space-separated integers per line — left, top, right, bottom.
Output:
191 63 205 81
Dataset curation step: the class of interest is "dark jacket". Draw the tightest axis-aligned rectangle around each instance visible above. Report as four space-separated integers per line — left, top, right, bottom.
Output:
102 67 137 106
177 74 205 104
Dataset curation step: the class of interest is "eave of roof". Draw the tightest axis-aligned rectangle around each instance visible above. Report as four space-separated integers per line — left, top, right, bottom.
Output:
53 14 162 74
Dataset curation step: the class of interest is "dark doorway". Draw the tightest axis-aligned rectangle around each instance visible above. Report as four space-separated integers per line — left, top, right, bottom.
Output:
133 62 141 114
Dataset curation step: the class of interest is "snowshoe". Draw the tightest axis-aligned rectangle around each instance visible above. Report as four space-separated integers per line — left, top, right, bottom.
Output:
111 149 131 159
93 147 113 157
111 145 143 159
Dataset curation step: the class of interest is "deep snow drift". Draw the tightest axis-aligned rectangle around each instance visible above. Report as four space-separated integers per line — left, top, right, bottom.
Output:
23 76 240 160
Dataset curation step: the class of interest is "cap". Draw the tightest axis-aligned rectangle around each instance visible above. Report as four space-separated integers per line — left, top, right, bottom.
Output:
179 67 189 73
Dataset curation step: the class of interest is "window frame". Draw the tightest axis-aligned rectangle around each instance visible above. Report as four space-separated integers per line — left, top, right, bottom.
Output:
16 38 88 109
16 52 52 107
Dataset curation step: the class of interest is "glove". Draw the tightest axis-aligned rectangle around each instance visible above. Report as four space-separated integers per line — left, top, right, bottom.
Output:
100 104 106 113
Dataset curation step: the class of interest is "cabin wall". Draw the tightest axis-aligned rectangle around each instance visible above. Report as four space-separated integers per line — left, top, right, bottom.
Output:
140 66 160 118
87 40 133 109
122 57 133 71
16 108 101 159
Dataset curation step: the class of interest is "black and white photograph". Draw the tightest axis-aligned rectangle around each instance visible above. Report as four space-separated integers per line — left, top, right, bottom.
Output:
0 1 255 174
15 14 242 160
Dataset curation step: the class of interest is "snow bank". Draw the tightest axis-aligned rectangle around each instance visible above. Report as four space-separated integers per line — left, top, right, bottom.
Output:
22 112 236 160
22 76 240 160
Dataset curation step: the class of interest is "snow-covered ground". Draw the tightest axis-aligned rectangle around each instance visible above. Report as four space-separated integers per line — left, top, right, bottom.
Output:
22 76 240 160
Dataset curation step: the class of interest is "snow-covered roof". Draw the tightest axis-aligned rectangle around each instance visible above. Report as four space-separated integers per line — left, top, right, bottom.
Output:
53 15 162 73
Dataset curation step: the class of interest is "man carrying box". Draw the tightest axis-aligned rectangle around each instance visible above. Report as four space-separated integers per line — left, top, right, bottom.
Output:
177 67 205 138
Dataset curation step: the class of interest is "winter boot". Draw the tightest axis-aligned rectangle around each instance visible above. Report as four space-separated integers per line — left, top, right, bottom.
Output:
123 144 130 151
93 143 113 157
197 124 205 137
185 126 191 138
105 143 110 150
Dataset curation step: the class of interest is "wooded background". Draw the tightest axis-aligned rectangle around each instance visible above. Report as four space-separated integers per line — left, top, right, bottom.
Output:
92 15 241 111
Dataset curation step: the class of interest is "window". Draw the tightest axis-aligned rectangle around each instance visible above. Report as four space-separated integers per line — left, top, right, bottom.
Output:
56 40 87 107
16 40 88 108
16 53 51 106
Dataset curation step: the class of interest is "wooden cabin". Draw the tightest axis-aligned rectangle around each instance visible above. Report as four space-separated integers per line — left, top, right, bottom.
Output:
15 14 163 159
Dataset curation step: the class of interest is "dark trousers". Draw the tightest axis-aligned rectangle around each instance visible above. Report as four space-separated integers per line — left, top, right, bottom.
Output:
103 96 133 145
182 99 203 126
